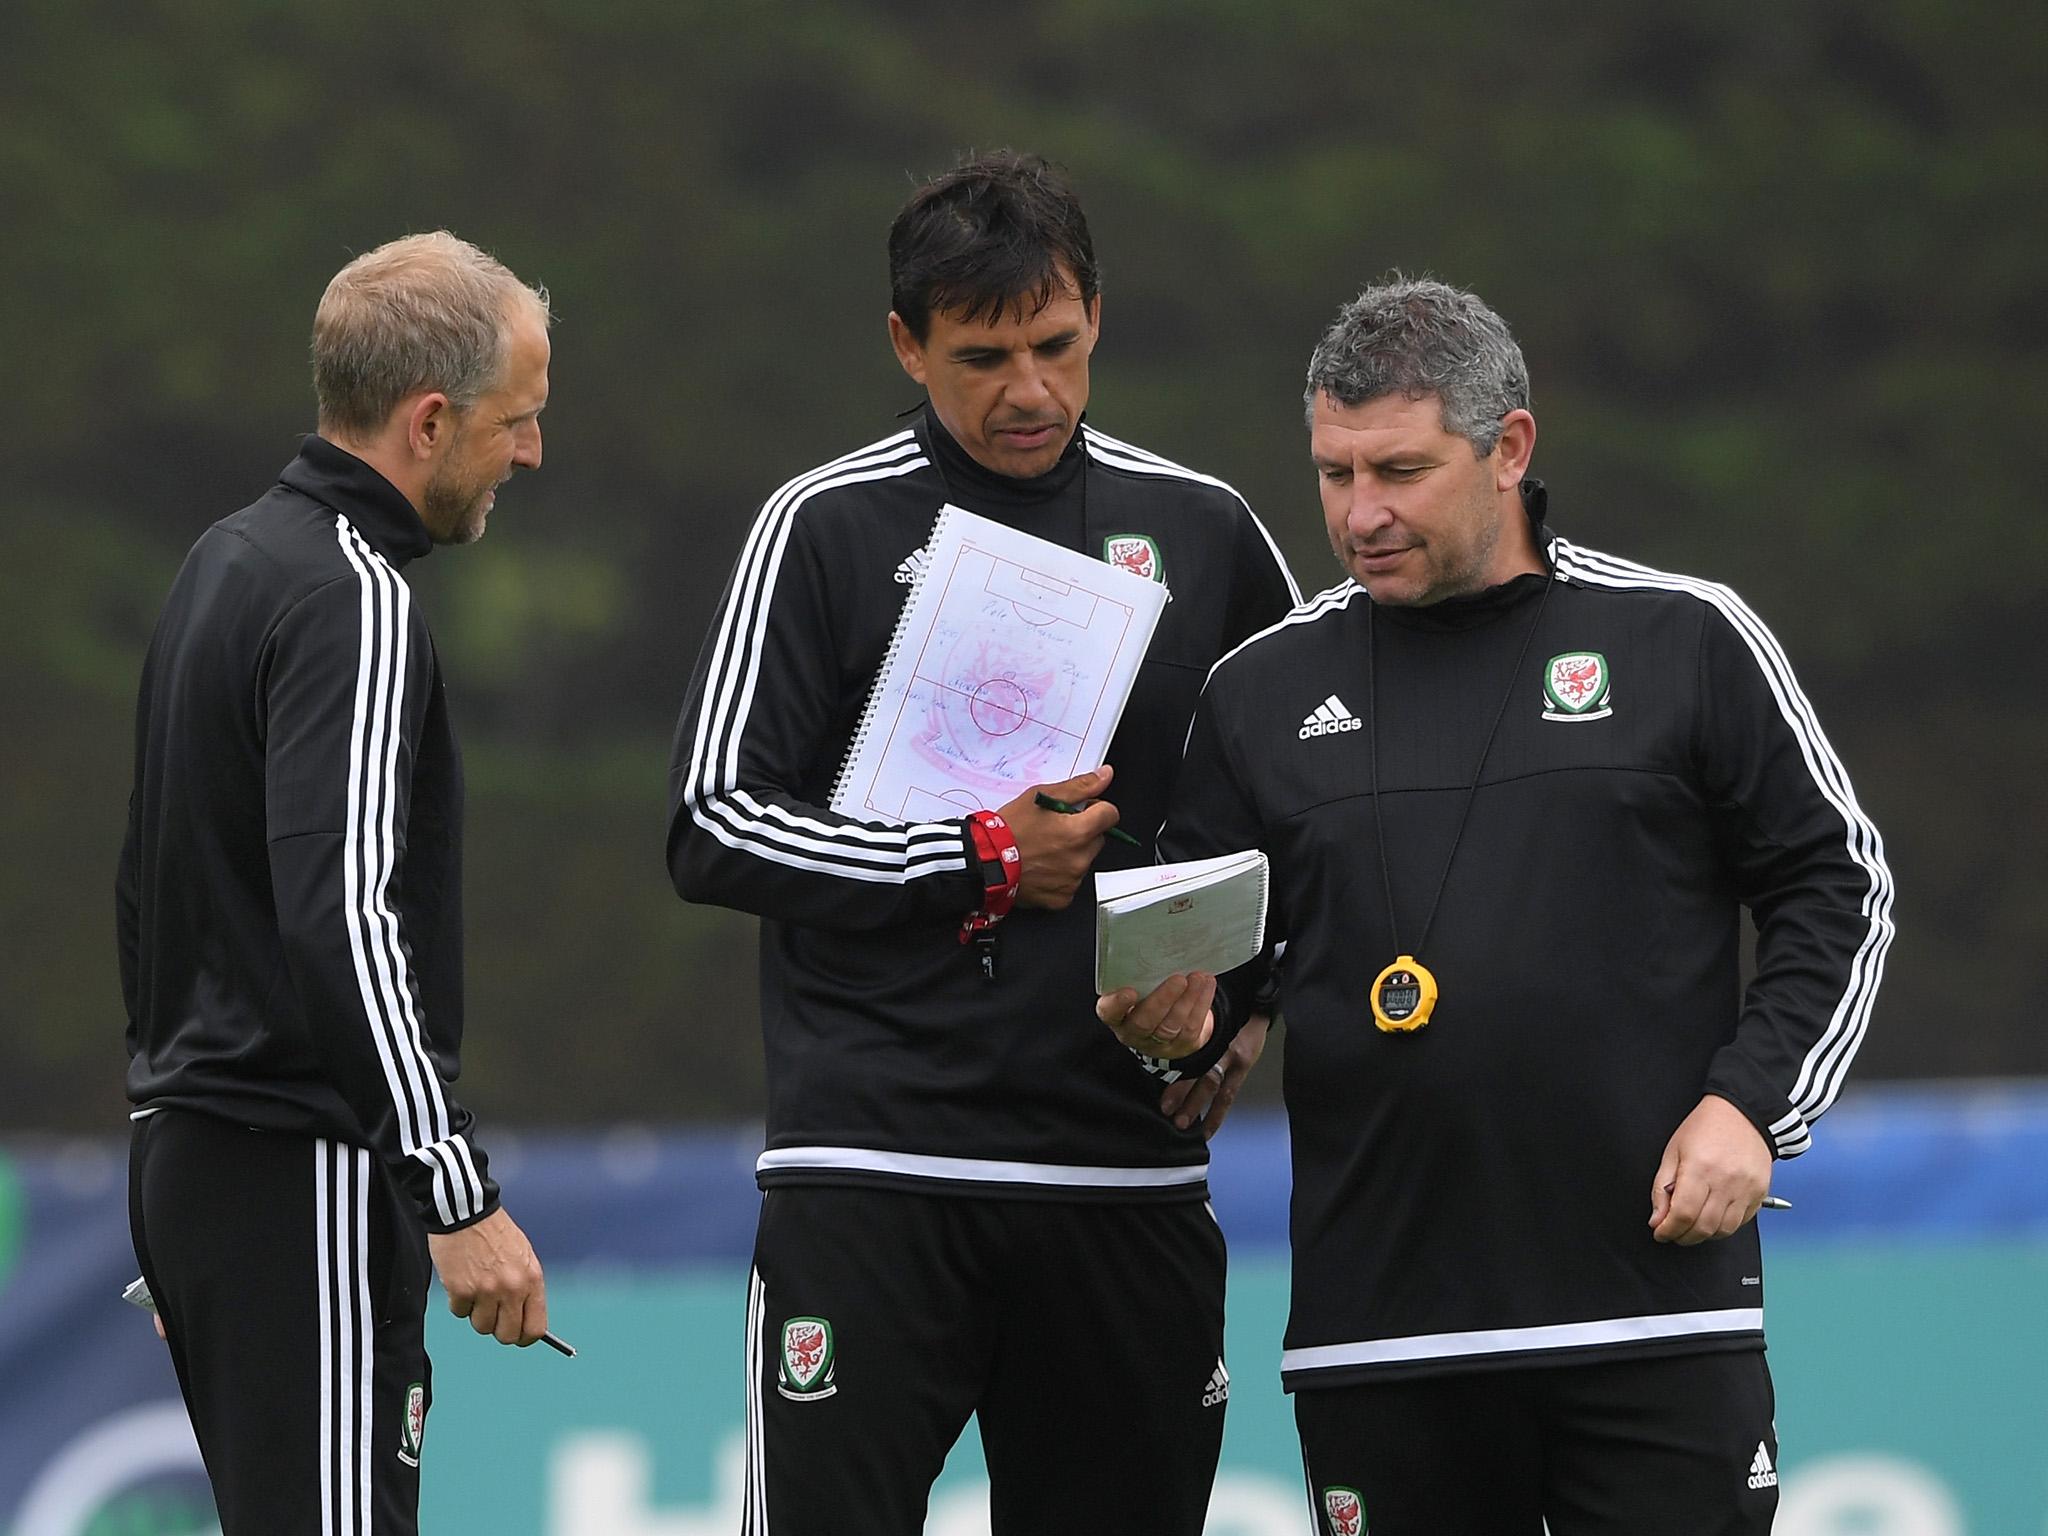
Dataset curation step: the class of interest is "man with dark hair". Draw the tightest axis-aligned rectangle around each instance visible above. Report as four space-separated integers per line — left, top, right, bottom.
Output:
1103 276 1894 1533
668 151 1299 1534
120 232 553 1535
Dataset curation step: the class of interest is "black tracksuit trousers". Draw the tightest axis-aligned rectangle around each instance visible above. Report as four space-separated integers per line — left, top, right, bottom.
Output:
1295 1350 1780 1535
129 1109 433 1536
744 1186 1230 1535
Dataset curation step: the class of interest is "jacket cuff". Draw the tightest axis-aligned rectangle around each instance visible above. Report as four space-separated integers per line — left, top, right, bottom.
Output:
397 1133 504 1231
425 1190 504 1234
913 819 987 922
1250 960 1284 1016
1700 1068 1813 1162
1127 987 1237 1084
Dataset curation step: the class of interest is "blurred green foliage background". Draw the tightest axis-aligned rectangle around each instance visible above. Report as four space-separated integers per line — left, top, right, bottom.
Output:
4 0 2042 1131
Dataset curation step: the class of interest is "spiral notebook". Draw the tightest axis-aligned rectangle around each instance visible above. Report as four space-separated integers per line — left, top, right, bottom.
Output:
829 504 1168 822
1094 850 1270 996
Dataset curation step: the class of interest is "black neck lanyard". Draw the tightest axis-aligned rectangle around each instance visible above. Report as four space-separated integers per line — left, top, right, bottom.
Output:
1367 573 1554 964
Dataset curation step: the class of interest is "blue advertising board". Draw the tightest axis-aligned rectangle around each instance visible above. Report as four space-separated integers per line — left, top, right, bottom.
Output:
5 1086 2046 1534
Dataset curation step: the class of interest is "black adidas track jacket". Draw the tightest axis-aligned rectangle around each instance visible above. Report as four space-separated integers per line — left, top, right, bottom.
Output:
119 436 497 1233
1160 487 1894 1386
667 410 1299 1200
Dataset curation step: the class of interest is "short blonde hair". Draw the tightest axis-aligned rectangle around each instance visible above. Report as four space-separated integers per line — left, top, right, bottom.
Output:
312 231 550 437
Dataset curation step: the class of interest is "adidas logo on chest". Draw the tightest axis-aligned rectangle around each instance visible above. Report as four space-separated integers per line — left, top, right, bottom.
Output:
1299 694 1363 739
893 545 930 585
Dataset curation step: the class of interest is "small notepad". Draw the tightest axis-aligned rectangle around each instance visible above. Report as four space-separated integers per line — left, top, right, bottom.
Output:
1094 850 1270 996
830 505 1167 822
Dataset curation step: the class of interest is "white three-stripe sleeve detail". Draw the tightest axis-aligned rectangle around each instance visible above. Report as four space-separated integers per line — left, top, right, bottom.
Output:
681 436 969 880
727 791 965 852
718 455 921 791
1557 541 1892 1130
412 1142 461 1228
366 561 450 1146
1768 1108 1812 1156
333 521 479 1221
1552 540 1894 1132
685 822 971 883
687 434 918 811
361 544 460 1153
368 555 444 1138
334 527 426 1155
721 792 964 867
1202 582 1363 690
1556 541 1893 1123
446 1134 487 1217
1174 583 1364 765
1083 428 1303 602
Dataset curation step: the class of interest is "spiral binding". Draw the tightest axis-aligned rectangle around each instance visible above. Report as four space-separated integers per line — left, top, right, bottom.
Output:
827 503 958 817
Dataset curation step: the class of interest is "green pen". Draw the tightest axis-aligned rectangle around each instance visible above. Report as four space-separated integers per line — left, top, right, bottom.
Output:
1034 791 1143 848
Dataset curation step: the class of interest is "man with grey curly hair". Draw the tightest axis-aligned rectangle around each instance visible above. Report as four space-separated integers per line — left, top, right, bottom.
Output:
122 231 554 1534
1301 275 1538 606
1303 275 1530 449
1103 276 1892 1530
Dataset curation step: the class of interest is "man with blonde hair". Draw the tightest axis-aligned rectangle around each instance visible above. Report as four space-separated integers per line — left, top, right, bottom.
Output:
120 230 553 1534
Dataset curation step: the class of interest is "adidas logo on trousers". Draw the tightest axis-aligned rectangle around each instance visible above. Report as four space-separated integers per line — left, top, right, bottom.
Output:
1201 1360 1230 1408
1747 1442 1778 1490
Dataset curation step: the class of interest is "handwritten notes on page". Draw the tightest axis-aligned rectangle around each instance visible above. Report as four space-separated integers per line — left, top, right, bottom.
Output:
1094 851 1270 997
830 505 1167 822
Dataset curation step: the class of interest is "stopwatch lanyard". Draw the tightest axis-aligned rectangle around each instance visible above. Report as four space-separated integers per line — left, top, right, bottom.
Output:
1368 573 1554 962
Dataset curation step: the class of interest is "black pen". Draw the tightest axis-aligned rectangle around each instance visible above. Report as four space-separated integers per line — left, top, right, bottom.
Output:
541 1330 577 1357
1034 792 1143 848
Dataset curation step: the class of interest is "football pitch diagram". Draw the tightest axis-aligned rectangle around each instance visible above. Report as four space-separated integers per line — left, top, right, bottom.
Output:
840 541 1146 822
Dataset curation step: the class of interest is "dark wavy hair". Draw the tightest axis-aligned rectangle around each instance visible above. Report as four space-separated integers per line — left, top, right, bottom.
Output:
888 151 1101 341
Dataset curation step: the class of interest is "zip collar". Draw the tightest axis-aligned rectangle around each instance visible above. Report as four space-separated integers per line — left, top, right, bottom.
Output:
1373 479 1555 632
917 404 1086 509
278 435 434 567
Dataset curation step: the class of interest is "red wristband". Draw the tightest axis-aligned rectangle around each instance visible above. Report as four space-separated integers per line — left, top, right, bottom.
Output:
960 810 1022 942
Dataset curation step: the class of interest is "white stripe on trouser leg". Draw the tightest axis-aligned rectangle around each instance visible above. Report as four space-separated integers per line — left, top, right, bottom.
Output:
748 1267 771 1534
741 1269 756 1536
336 1147 357 1536
317 1141 335 1536
317 1142 374 1536
354 1147 373 1536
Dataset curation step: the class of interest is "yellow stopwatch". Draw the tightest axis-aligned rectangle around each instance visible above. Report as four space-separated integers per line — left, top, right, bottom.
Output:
1370 955 1439 1032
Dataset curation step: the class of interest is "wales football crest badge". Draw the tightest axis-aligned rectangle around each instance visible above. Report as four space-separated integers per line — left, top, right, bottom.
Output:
778 1316 837 1400
398 1382 425 1467
1323 1486 1367 1535
1103 533 1162 583
1542 651 1613 721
